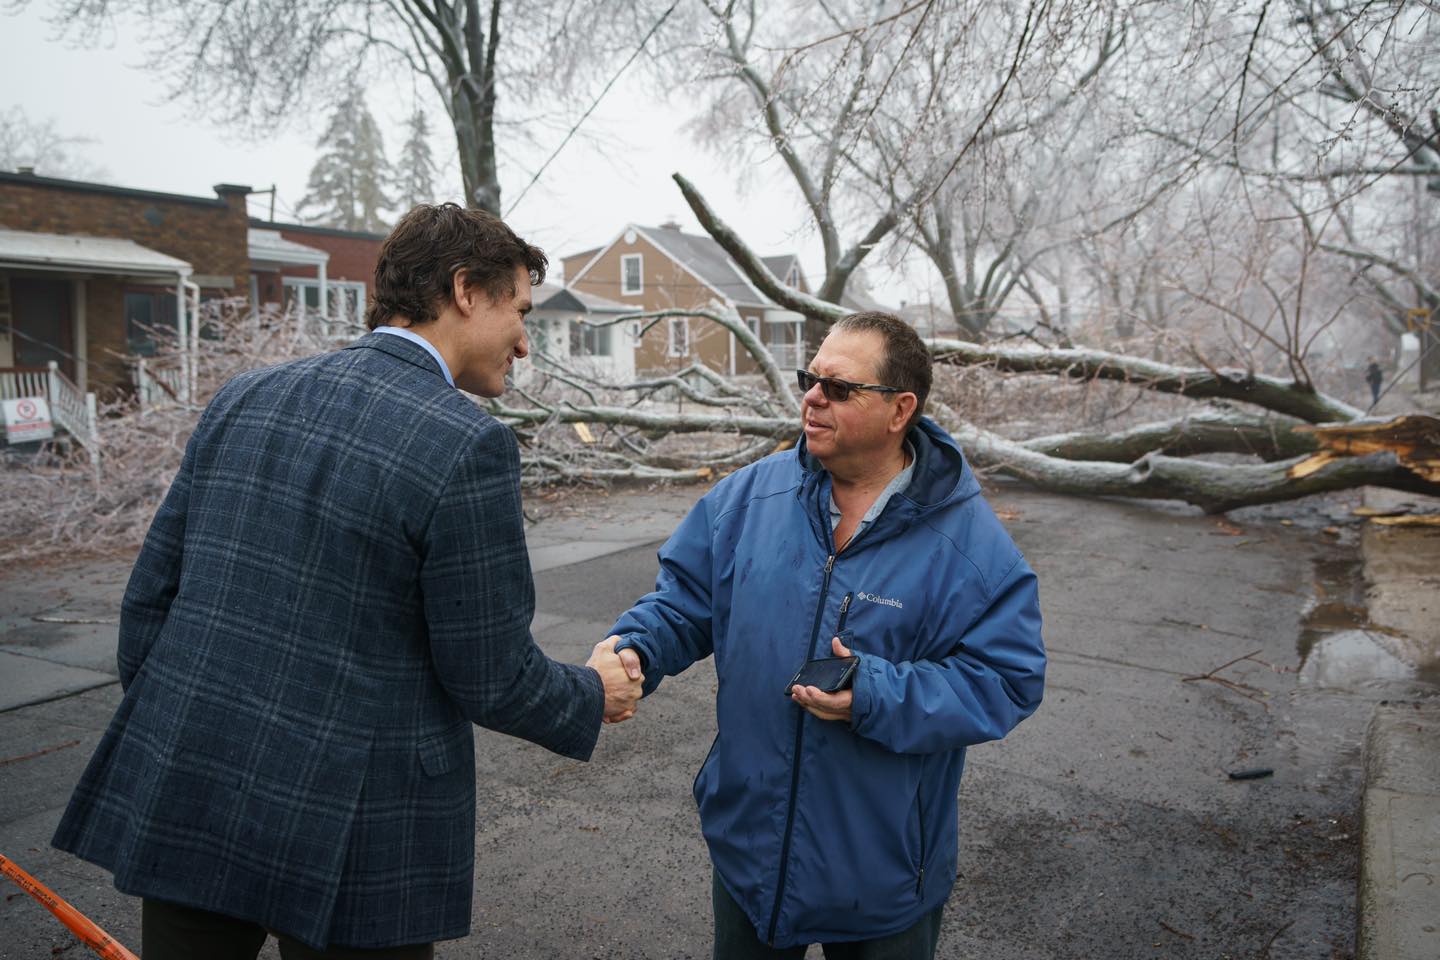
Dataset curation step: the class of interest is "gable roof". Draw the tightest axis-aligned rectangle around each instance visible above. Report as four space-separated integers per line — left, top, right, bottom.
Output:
567 224 799 309
638 225 770 307
762 254 797 281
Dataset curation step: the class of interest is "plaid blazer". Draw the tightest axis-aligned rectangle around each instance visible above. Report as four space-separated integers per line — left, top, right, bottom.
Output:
53 333 603 949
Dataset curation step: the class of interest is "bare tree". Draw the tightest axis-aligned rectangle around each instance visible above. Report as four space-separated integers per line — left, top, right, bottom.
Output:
30 0 681 213
0 105 107 180
666 0 1116 309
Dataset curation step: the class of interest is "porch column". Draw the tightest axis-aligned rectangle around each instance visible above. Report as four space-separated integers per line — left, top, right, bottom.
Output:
71 277 87 391
318 261 329 320
176 272 190 404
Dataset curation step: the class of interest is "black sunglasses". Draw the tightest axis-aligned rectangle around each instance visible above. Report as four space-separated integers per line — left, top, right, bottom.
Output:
796 369 902 403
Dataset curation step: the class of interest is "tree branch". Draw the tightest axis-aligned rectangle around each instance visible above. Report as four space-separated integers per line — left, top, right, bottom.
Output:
926 338 1365 424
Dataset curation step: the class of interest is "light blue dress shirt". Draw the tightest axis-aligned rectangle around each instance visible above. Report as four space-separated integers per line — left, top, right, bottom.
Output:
374 325 454 387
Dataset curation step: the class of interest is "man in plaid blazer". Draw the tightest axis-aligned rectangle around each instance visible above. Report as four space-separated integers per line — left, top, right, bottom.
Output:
52 204 641 959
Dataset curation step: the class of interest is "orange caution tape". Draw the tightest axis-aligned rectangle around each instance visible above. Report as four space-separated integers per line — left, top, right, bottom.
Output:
0 852 140 960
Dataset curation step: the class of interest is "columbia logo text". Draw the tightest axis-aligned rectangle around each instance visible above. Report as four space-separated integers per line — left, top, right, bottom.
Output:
858 592 903 609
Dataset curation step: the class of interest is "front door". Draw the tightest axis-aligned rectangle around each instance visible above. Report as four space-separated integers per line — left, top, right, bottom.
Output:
10 277 74 378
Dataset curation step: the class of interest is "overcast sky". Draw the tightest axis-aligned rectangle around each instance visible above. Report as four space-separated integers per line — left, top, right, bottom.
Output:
0 3 928 303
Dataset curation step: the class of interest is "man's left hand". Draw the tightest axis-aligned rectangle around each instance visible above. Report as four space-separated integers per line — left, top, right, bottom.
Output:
790 636 855 724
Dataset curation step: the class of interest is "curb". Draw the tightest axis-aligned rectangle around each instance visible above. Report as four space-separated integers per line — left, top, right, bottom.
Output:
1357 700 1440 959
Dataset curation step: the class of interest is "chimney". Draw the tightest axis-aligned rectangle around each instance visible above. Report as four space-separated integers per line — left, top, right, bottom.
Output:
16 165 36 176
660 217 682 231
213 183 253 216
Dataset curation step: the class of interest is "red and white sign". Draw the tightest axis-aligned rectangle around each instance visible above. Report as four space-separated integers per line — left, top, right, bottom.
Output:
3 397 54 444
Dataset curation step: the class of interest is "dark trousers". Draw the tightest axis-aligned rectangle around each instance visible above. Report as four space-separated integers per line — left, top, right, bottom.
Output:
142 899 434 960
712 872 944 960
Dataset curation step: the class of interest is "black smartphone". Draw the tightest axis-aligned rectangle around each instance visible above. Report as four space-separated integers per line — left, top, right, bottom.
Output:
784 656 859 697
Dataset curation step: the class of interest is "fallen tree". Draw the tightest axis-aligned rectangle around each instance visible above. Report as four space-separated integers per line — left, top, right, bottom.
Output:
489 299 1440 511
482 173 1440 512
957 419 1440 515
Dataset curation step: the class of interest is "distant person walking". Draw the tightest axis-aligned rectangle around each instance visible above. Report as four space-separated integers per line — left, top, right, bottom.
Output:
1366 357 1384 406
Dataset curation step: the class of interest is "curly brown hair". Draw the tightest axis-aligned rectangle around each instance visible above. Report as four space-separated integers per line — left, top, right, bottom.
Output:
366 203 548 330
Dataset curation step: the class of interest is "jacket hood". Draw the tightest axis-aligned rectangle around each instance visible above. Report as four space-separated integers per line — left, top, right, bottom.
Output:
797 416 979 516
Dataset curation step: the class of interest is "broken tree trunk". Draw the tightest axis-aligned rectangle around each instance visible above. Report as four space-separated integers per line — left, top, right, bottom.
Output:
1291 415 1440 483
959 420 1440 513
1022 409 1320 461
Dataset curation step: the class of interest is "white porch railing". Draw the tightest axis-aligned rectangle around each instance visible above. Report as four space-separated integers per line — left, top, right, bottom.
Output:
133 357 186 412
0 367 48 403
767 342 806 372
0 362 99 456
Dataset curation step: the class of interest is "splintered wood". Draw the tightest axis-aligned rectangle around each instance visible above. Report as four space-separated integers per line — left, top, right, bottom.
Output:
1290 415 1440 483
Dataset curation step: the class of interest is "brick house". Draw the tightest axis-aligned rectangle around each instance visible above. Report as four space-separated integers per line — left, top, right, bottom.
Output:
248 219 384 330
1 173 386 442
562 222 819 378
0 170 251 402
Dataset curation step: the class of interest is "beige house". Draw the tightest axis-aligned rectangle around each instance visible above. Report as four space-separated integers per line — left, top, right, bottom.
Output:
563 222 815 378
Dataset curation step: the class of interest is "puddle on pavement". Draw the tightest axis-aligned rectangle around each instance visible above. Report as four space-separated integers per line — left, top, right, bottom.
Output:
1297 554 1438 689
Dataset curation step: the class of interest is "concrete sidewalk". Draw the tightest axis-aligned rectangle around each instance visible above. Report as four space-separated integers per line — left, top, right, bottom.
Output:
1358 702 1440 960
1354 382 1440 960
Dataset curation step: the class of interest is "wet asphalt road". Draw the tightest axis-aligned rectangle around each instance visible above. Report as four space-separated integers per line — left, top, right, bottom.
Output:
1 483 1420 959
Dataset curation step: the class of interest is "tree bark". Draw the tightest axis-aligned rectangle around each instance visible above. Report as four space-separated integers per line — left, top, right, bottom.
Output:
674 173 847 323
491 402 793 439
1022 409 1319 462
927 338 1364 424
958 422 1440 514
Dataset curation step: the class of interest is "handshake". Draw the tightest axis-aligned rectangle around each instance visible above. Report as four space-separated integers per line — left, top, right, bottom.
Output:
585 636 645 724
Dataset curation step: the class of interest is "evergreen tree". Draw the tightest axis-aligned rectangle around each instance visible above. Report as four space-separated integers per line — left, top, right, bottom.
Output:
298 93 392 232
394 108 439 213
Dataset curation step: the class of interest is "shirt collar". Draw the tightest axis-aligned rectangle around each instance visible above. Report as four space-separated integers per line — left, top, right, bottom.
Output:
829 439 917 529
373 325 454 387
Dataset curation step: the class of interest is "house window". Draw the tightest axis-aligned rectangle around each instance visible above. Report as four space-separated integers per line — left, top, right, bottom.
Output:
668 317 689 358
123 291 177 356
621 254 643 295
282 277 367 325
569 319 612 357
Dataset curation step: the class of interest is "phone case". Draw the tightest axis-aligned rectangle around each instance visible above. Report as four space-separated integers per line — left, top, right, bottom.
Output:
784 656 859 696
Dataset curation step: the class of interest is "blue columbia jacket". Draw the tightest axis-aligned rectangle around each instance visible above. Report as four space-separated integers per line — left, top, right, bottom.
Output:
612 418 1045 948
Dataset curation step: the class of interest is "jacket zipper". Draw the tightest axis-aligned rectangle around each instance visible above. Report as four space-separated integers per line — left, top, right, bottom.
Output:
835 592 853 637
767 551 835 945
915 787 927 896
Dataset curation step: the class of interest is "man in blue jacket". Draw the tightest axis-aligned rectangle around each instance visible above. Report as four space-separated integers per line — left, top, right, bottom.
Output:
53 203 642 959
611 312 1046 958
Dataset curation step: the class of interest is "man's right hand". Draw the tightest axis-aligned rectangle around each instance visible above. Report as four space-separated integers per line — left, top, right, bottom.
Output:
587 636 643 724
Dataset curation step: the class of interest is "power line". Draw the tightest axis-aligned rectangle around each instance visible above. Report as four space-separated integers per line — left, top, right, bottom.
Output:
504 0 681 219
